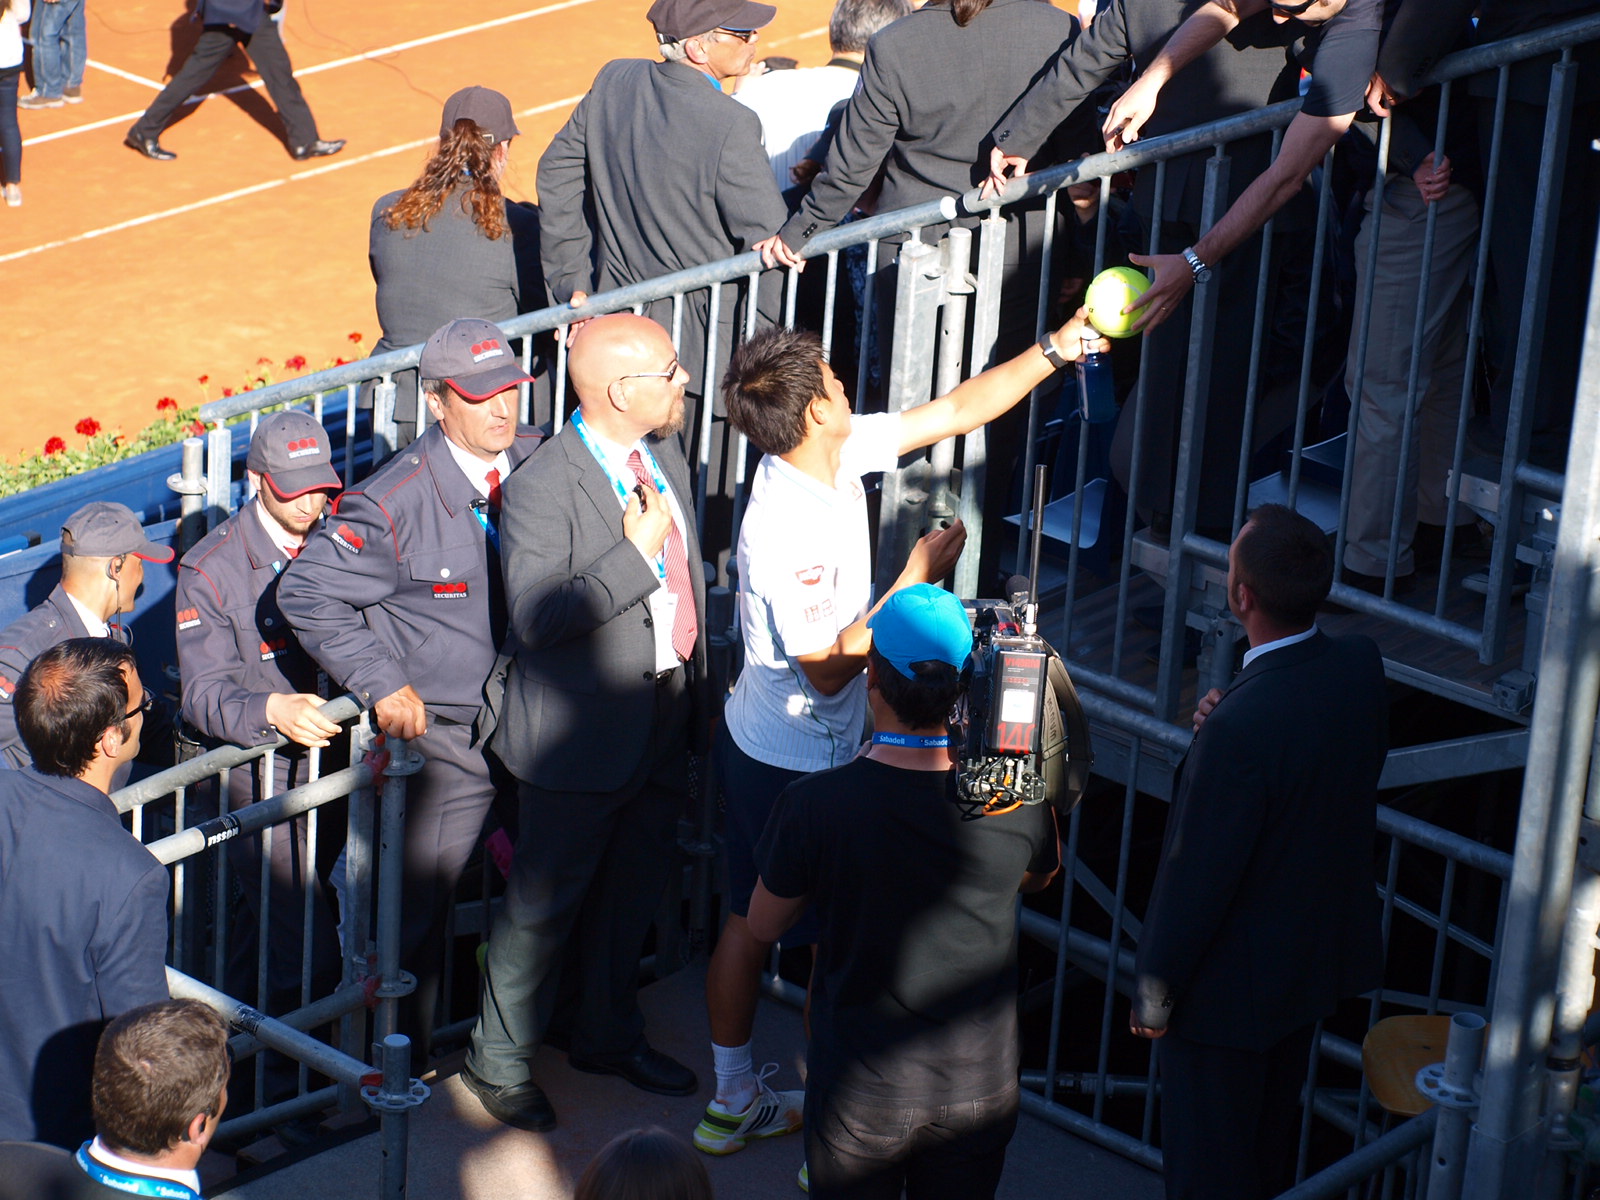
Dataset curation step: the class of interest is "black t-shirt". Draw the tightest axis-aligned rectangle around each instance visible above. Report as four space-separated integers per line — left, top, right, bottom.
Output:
1298 0 1383 118
757 758 1058 1106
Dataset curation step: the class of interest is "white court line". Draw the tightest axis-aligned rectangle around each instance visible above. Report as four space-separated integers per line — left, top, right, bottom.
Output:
84 57 167 91
24 0 607 148
0 96 586 266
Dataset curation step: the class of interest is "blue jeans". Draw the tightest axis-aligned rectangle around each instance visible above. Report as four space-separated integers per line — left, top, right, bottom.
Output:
0 68 19 184
30 0 87 98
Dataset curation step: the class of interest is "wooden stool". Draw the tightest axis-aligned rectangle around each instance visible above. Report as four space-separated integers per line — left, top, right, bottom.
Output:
1361 1014 1459 1116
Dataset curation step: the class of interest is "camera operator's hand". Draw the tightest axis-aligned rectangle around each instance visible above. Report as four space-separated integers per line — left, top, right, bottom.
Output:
900 519 966 587
1192 687 1224 733
623 477 673 560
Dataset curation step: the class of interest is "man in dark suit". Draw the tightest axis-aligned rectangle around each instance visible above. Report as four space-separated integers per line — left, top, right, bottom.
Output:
0 639 169 1147
984 0 1380 534
124 0 344 161
1131 503 1388 1200
463 313 707 1131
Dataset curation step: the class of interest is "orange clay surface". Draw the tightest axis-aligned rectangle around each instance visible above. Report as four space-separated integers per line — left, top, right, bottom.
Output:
0 0 845 461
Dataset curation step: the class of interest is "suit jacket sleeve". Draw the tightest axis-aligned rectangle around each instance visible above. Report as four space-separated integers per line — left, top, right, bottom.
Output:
499 453 663 653
1132 711 1268 1031
176 563 275 748
719 107 792 249
989 0 1133 161
0 642 31 769
94 861 171 1014
277 491 411 709
537 91 597 303
779 41 904 247
1377 0 1476 102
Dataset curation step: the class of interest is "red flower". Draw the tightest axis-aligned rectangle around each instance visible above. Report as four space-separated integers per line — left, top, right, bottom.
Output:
221 387 234 398
44 436 65 455
285 355 307 371
256 356 273 366
187 420 205 436
334 356 349 366
198 374 209 385
156 397 178 412
348 331 363 344
75 418 101 438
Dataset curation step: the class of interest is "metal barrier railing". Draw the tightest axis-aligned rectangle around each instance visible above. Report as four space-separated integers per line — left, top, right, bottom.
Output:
162 14 1600 1199
111 697 427 1197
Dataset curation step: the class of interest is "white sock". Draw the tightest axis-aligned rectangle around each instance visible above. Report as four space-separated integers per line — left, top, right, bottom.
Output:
712 1041 756 1110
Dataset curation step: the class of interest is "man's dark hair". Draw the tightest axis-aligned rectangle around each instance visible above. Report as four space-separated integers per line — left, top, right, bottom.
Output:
93 1000 230 1158
16 638 137 777
868 644 961 730
829 0 912 53
576 1126 712 1200
722 327 827 455
1234 503 1333 626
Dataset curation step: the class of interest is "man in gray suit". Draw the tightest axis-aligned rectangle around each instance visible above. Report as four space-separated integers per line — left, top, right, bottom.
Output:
537 0 788 556
463 314 708 1131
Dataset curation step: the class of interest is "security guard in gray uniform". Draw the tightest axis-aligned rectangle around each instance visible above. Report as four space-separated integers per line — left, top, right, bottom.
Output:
176 410 345 1027
279 317 542 1063
0 502 174 772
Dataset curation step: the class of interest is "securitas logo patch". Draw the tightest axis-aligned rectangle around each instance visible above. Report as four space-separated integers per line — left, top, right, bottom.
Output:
432 581 469 599
470 338 505 363
260 636 289 661
794 565 825 587
332 524 364 553
176 607 202 631
286 436 321 460
0 673 13 701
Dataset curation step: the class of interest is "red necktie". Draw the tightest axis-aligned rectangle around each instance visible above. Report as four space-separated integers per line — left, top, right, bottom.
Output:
284 545 300 559
485 467 503 511
627 450 697 661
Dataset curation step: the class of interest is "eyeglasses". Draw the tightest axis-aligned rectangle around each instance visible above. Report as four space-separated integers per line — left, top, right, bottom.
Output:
618 358 680 383
714 28 758 42
123 687 155 723
1267 0 1319 15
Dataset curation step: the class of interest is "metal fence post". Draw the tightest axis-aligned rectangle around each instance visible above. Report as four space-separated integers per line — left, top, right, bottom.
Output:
372 378 398 465
375 737 423 1042
1422 1013 1487 1200
929 227 973 528
204 422 233 527
362 1032 429 1200
167 436 208 553
1461 213 1600 1200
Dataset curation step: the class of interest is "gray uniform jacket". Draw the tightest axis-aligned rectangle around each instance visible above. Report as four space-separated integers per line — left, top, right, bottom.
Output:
779 0 1079 250
491 421 708 792
537 58 787 393
989 0 1306 225
0 585 108 770
0 769 169 1144
176 498 324 749
278 423 543 724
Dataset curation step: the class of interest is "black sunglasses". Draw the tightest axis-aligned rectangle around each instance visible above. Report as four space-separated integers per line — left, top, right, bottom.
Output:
123 686 155 723
1268 0 1320 14
715 27 758 42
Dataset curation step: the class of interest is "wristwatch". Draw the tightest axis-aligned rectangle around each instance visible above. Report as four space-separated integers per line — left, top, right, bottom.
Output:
1181 246 1212 285
1037 332 1071 371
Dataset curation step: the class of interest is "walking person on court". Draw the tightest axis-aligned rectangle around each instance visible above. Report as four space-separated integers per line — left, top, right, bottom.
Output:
0 0 28 206
17 0 84 108
124 0 343 162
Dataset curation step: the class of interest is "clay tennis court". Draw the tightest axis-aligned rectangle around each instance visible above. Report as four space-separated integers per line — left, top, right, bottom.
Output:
2 0 838 461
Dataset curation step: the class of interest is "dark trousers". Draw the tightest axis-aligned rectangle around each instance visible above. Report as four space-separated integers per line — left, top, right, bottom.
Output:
1156 1024 1317 1200
389 720 502 1062
130 21 318 149
0 67 19 186
467 673 688 1083
805 1085 1020 1200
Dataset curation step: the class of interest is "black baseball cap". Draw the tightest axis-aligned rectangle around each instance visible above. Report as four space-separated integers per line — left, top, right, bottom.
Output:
247 410 342 499
647 0 777 41
440 86 520 145
418 318 535 401
60 502 175 563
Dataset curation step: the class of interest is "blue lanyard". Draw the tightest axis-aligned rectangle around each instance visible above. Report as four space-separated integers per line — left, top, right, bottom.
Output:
871 732 950 748
470 500 500 553
76 1144 202 1200
570 411 669 582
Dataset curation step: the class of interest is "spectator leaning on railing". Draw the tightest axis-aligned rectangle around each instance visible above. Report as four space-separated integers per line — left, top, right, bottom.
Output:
0 639 170 1149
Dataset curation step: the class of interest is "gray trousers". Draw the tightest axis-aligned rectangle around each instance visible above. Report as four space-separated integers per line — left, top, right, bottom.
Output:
1343 178 1479 577
467 673 688 1085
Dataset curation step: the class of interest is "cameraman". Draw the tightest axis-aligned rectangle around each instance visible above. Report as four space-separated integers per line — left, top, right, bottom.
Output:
748 584 1059 1199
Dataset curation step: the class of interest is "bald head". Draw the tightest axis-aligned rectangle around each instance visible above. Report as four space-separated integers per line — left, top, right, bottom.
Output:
568 314 689 443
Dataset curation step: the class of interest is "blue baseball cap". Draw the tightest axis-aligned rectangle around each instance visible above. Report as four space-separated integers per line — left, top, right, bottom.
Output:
868 584 973 676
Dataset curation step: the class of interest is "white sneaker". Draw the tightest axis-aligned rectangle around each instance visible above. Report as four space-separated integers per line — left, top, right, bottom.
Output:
693 1063 804 1155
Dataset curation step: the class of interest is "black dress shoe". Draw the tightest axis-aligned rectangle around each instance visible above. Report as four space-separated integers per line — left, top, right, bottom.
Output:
459 1063 557 1131
124 132 176 161
568 1044 698 1096
291 138 346 160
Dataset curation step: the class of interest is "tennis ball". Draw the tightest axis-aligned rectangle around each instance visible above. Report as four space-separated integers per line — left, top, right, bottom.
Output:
1084 266 1153 339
